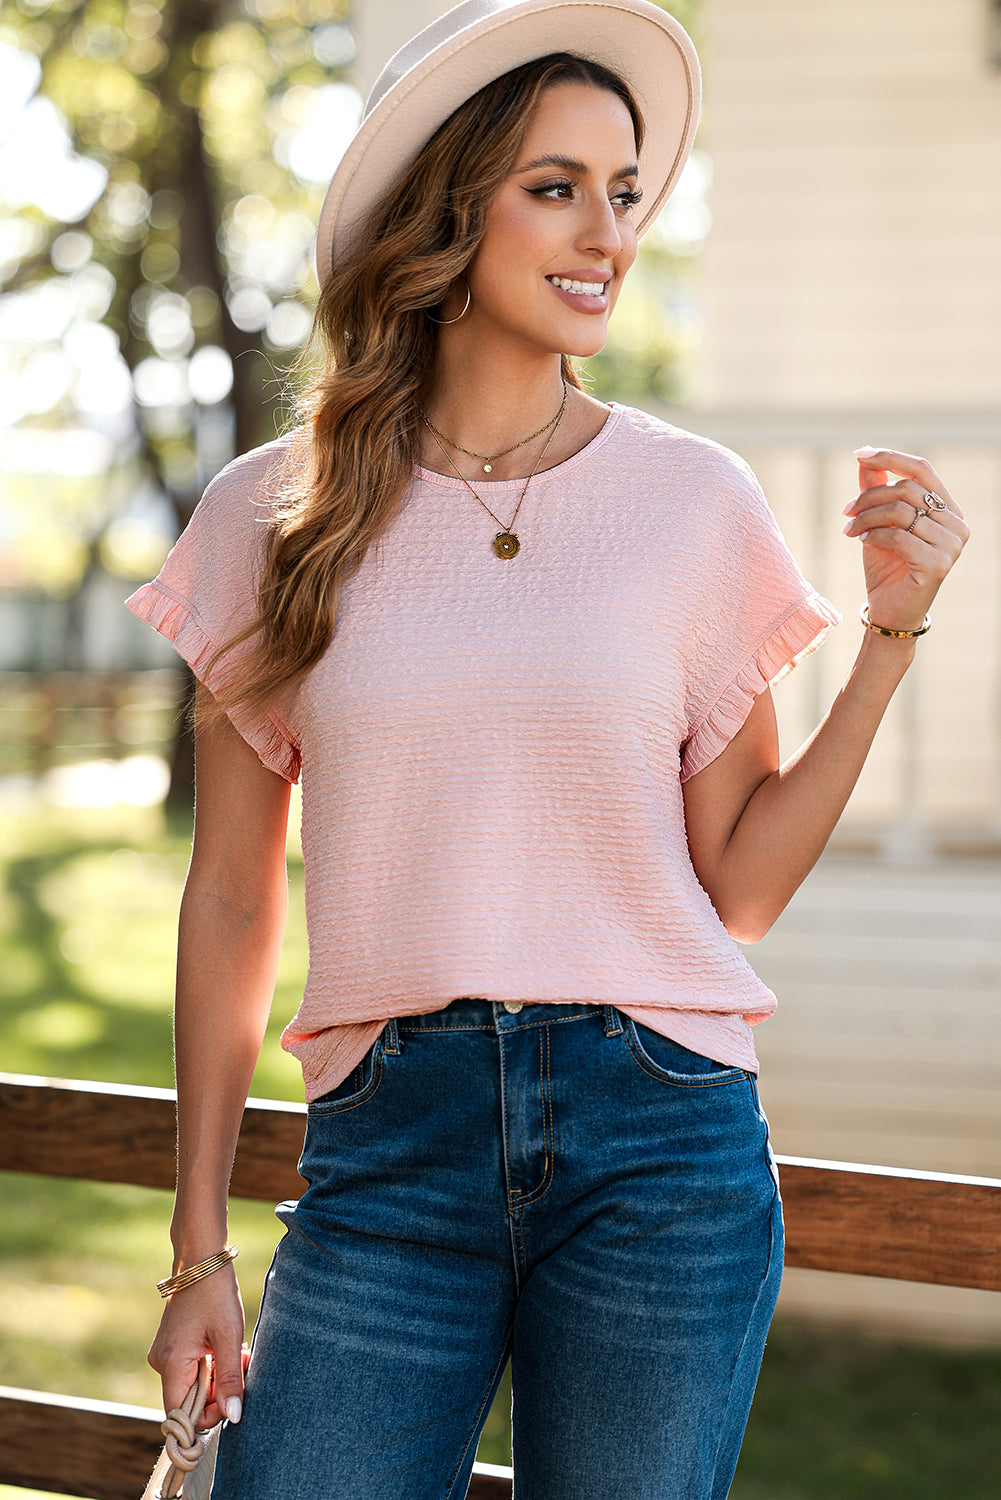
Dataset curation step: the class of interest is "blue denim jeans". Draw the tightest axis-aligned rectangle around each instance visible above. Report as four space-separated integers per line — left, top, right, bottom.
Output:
211 1000 783 1500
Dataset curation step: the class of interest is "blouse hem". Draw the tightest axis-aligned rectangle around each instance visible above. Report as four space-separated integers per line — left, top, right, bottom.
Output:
125 580 301 783
681 590 841 781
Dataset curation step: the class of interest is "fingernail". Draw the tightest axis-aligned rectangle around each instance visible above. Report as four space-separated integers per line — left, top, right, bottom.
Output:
226 1396 243 1424
853 445 879 457
858 530 869 542
842 520 854 534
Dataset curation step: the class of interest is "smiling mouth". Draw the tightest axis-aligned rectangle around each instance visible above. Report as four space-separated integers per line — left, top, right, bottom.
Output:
546 276 607 297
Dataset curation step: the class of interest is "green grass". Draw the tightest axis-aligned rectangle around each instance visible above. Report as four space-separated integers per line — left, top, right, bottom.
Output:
731 1324 1001 1497
0 802 305 1099
2 803 1000 1499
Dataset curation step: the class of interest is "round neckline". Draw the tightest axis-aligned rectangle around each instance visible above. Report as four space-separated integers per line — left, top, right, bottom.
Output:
413 402 624 489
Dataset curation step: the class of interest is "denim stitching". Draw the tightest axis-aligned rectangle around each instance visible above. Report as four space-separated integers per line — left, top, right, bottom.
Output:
442 1332 514 1500
512 1203 528 1282
395 1021 495 1033
498 1029 524 1290
747 1074 783 1195
515 1025 556 1208
502 1010 594 1030
395 1009 596 1034
623 1020 747 1090
703 1098 783 1496
306 1045 384 1114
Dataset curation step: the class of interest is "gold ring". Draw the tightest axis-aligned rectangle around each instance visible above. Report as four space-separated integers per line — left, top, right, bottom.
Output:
906 508 927 533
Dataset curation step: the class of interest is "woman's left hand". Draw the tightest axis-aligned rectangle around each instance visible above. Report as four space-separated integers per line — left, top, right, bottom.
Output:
842 446 969 631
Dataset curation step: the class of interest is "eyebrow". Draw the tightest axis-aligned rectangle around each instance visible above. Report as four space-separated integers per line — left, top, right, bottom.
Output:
515 152 639 179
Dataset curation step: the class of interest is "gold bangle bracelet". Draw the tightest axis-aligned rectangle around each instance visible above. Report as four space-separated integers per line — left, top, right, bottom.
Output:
157 1246 239 1299
859 604 931 639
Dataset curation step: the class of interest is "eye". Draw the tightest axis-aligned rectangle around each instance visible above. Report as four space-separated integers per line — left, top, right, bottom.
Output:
611 187 643 210
526 178 576 201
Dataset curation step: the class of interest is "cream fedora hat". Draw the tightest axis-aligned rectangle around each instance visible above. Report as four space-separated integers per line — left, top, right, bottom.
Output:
315 0 701 286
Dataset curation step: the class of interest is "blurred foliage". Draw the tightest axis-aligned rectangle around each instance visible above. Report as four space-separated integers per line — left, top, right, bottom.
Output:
0 0 357 598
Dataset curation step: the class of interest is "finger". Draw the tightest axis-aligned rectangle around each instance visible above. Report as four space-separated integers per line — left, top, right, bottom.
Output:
846 489 972 549
855 456 888 490
852 444 897 494
852 447 960 515
845 496 969 549
848 481 963 530
155 1350 205 1420
846 479 928 511
202 1336 246 1428
843 499 926 536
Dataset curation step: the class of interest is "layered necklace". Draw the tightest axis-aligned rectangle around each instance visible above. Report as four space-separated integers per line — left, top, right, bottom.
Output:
421 381 568 559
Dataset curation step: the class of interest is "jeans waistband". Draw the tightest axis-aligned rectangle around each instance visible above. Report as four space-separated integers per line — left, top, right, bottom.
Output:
393 998 624 1036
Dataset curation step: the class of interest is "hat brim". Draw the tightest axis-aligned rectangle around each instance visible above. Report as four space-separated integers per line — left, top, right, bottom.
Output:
315 0 701 286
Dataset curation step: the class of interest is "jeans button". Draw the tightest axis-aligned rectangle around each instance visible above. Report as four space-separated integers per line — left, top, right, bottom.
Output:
503 1001 524 1014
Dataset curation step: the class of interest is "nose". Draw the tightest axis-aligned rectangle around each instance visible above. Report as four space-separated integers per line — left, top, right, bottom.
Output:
576 193 624 259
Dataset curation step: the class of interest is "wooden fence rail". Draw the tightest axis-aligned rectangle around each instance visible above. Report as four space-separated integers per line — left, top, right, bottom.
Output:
2 1072 1000 1500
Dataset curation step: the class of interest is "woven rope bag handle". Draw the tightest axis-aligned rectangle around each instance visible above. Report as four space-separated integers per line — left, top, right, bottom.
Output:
142 1357 213 1500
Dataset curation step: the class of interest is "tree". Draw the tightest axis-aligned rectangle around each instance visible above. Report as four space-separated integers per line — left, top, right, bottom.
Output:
0 0 357 799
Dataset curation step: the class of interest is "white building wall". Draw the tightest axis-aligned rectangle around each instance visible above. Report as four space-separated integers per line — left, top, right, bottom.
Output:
698 0 1001 408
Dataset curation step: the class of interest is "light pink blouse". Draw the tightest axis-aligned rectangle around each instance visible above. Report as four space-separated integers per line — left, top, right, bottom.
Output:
127 404 839 1100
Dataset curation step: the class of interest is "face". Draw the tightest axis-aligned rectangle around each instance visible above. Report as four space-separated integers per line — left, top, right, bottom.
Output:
462 81 641 359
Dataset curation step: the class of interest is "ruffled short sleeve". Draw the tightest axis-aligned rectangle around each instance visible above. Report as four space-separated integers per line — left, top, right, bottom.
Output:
680 452 840 782
125 439 302 783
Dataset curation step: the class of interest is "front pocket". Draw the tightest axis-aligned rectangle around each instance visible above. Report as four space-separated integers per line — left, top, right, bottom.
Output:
623 1018 747 1088
307 1037 384 1114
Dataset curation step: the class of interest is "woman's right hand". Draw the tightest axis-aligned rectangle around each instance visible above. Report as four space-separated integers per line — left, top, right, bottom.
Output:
148 1265 247 1429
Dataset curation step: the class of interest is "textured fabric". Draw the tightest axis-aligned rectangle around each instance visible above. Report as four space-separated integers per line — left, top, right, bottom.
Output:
210 1002 783 1500
126 403 839 1100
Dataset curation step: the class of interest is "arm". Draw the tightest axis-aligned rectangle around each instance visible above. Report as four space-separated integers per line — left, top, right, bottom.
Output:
148 681 292 1427
683 447 968 943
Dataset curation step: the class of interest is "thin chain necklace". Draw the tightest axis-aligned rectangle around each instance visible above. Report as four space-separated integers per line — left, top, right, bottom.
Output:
423 388 566 473
422 381 568 559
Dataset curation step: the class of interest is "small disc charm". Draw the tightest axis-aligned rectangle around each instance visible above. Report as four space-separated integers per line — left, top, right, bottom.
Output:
493 531 520 559
483 463 492 473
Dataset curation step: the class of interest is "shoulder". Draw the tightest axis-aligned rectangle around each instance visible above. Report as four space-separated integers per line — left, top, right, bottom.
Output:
199 430 301 515
186 432 302 561
603 405 768 512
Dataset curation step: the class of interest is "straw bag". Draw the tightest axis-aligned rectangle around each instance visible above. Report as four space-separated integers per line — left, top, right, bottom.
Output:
142 1357 221 1500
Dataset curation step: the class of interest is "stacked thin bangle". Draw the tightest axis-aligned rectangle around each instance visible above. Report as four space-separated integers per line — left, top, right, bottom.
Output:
157 1246 239 1299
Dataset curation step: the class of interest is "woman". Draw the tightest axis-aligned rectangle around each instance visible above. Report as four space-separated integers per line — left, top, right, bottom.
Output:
130 2 968 1496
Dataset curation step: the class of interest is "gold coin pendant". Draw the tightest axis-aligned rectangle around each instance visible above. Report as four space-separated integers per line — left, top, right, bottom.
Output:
483 463 492 473
493 532 520 559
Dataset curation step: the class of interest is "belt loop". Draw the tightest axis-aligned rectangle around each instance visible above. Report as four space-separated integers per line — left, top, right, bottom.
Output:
602 1005 623 1037
383 1017 400 1054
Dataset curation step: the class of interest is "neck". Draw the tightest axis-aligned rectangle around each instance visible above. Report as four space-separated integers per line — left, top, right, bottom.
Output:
423 344 568 469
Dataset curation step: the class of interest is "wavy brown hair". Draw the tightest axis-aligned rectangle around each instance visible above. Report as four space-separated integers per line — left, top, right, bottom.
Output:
208 53 643 719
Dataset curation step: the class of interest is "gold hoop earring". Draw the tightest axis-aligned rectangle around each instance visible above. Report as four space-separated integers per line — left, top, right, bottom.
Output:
427 277 471 325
